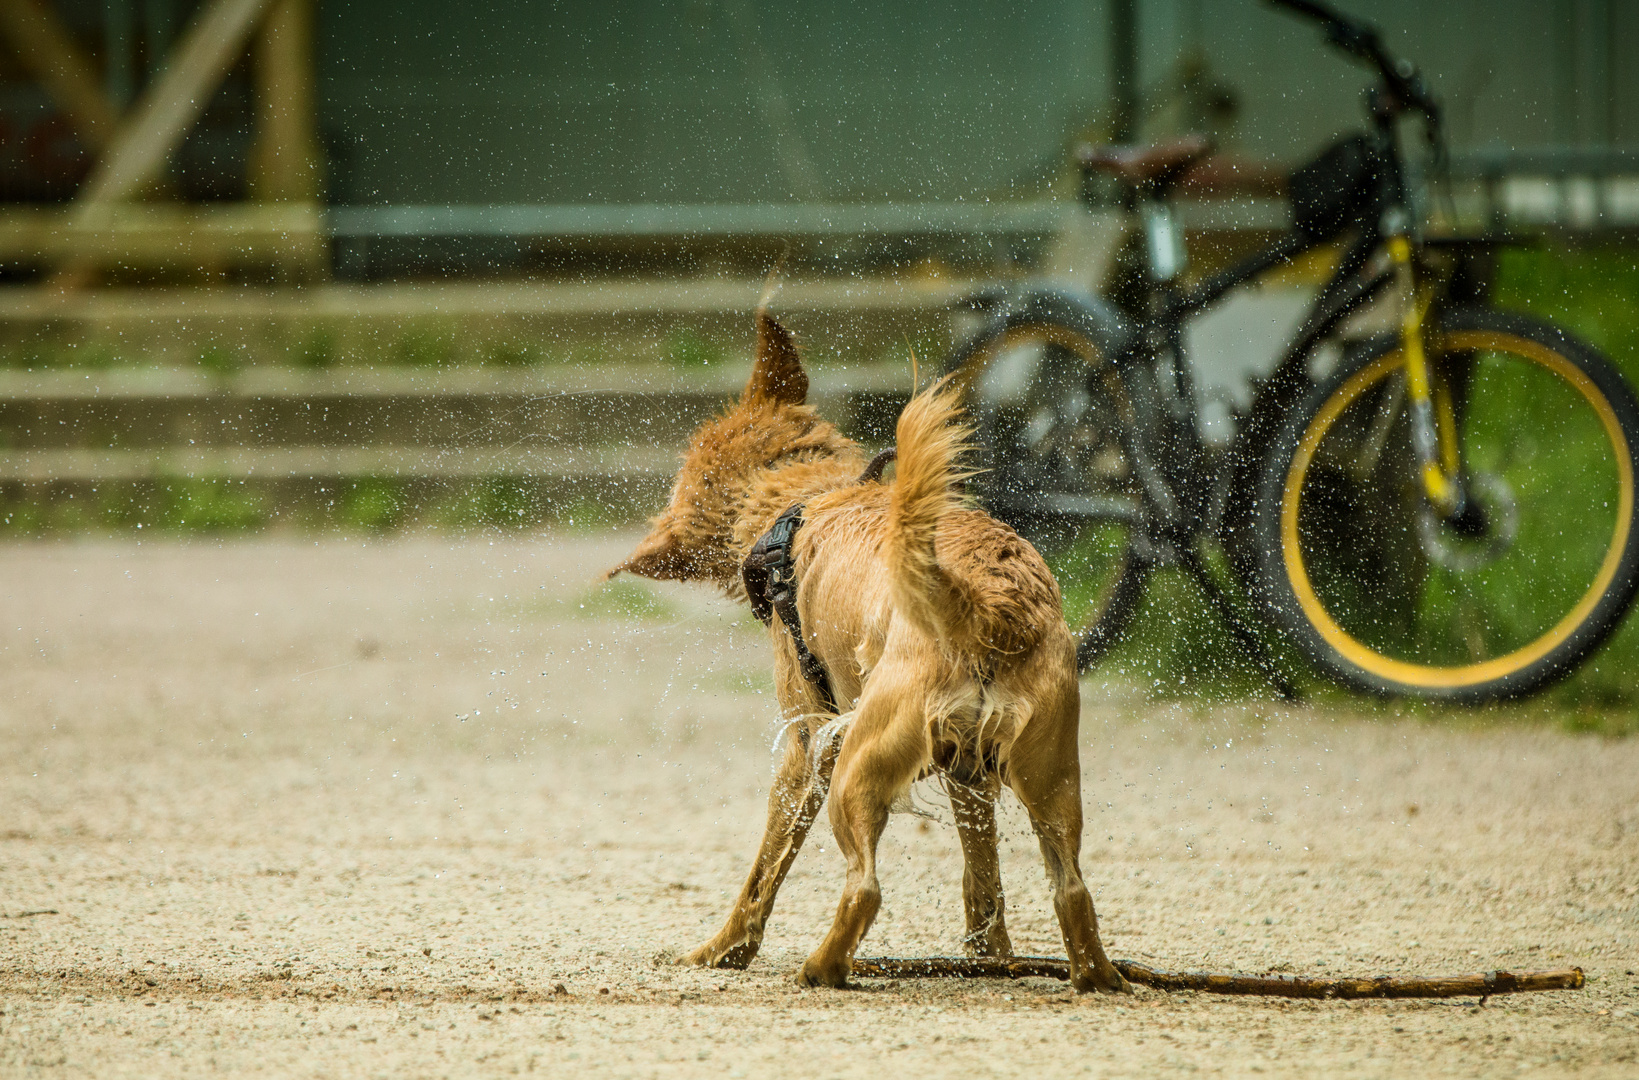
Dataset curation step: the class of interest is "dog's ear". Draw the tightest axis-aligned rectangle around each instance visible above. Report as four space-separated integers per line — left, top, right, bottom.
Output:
742 312 808 406
605 526 693 581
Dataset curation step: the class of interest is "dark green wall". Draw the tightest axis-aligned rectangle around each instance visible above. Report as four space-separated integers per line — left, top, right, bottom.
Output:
318 0 1104 203
316 0 1639 206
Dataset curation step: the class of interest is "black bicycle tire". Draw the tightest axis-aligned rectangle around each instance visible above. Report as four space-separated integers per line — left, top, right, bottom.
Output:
1252 306 1639 701
943 292 1151 672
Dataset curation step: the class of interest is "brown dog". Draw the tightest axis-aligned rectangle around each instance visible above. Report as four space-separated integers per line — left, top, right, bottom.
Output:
608 312 1130 993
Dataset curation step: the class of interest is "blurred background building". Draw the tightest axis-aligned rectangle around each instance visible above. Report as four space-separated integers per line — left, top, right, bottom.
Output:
0 0 1634 534
1 0 1635 279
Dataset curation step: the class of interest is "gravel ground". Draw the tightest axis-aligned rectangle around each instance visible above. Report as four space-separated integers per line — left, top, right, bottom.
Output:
2 534 1636 1078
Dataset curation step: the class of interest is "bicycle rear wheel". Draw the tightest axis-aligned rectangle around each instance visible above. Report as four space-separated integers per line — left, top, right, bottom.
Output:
944 294 1150 670
1254 306 1639 701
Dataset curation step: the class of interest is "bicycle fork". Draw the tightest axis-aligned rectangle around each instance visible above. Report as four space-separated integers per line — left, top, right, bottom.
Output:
1390 236 1473 526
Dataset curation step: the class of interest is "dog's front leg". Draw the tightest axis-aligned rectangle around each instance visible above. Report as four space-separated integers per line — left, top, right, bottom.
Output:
681 717 840 970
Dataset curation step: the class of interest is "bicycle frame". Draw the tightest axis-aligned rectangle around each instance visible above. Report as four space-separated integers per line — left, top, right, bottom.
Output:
951 0 1639 698
1089 84 1488 561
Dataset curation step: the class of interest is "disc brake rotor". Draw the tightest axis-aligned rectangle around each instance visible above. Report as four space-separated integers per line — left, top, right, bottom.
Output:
1415 471 1520 572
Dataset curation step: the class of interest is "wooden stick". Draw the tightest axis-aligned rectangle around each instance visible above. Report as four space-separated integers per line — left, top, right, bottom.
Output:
850 956 1585 1000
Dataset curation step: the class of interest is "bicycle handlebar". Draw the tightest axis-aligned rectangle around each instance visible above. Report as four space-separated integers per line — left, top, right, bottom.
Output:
1266 0 1440 124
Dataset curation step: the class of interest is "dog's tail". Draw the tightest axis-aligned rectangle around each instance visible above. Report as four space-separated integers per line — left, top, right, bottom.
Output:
885 379 975 649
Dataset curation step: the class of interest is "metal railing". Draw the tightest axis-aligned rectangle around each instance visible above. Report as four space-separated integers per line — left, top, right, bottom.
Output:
1448 147 1639 231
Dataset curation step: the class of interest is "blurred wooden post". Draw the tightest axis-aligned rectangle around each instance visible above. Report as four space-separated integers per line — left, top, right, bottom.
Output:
248 0 324 278
43 0 273 289
0 0 121 153
249 0 320 203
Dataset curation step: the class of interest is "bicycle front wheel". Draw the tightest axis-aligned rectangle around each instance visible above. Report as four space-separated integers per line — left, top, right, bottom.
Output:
1254 307 1639 701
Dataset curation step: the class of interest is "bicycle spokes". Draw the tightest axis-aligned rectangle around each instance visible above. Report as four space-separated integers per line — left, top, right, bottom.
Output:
1291 333 1626 670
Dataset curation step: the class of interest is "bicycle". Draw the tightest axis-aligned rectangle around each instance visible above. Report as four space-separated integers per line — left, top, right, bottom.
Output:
943 0 1639 703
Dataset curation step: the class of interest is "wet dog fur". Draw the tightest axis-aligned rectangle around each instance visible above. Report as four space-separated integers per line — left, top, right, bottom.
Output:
607 312 1130 993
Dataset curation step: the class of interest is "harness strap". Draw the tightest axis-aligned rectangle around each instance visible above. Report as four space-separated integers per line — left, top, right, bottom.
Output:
742 504 838 714
740 450 896 718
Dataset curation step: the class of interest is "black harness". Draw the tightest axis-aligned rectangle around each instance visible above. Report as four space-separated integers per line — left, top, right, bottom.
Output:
741 448 896 716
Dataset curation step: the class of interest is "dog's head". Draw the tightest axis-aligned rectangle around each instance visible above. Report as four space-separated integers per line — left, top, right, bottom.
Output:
608 312 821 586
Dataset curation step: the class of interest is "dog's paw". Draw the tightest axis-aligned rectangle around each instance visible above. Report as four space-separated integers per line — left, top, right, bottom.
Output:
962 930 1014 960
1072 966 1135 995
794 958 851 989
678 938 759 970
1103 972 1136 995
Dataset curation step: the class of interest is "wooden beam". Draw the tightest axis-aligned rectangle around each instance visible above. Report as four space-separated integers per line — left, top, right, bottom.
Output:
75 0 273 207
0 204 323 266
249 0 320 203
0 445 681 485
0 272 977 322
0 0 120 153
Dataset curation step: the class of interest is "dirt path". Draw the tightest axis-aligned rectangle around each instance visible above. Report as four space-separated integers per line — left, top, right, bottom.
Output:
2 534 1636 1078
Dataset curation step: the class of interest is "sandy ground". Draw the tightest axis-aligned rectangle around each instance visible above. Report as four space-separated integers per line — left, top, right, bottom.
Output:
2 533 1637 1079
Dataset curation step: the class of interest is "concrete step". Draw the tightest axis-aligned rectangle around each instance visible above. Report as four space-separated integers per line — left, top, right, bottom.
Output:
0 364 914 482
0 274 981 323
0 443 682 483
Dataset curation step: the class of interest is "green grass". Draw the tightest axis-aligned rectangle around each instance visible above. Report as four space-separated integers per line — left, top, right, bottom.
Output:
664 328 725 369
1053 529 1301 703
432 478 604 531
337 478 407 531
573 579 680 621
1480 246 1639 715
1093 569 1287 700
392 323 460 368
0 476 650 538
428 479 531 530
294 328 337 369
480 340 542 367
107 479 270 533
197 344 243 378
510 579 682 623
0 340 118 370
1494 244 1639 372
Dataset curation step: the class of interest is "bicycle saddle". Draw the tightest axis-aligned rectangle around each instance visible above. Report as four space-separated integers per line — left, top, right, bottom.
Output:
1173 154 1286 198
1077 135 1215 191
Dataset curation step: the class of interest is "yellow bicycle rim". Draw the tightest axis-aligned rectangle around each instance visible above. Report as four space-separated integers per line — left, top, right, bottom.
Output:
1280 330 1634 689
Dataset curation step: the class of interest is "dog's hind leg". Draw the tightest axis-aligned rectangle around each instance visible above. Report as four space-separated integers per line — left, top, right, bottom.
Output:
796 663 929 989
946 776 1012 958
680 717 839 970
1006 660 1132 994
